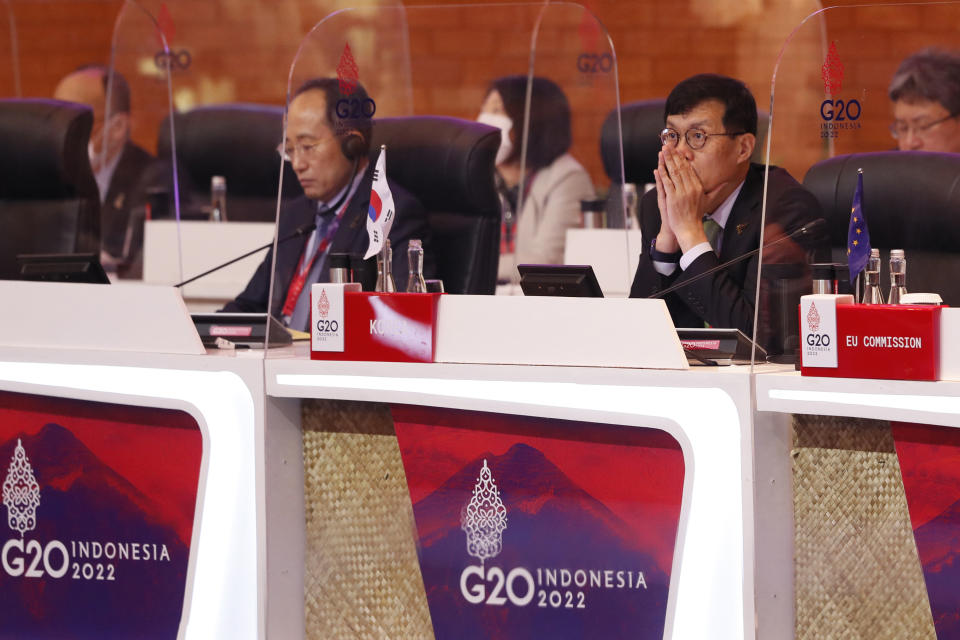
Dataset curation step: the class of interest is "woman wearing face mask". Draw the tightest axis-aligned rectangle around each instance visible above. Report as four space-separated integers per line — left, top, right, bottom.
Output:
478 75 596 284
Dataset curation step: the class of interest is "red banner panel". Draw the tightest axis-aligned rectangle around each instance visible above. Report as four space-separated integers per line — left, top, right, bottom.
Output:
0 391 203 639
392 405 685 640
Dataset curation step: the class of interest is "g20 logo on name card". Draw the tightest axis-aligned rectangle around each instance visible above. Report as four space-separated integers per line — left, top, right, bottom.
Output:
312 284 346 352
801 295 842 368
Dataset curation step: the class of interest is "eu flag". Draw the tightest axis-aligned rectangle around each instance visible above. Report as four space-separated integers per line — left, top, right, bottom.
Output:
847 170 870 280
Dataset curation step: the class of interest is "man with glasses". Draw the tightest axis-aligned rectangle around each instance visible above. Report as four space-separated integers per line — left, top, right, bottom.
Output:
629 74 822 349
889 48 960 153
223 78 433 330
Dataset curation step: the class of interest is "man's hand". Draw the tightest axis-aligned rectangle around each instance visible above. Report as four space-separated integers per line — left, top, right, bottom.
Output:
659 146 708 252
652 157 679 253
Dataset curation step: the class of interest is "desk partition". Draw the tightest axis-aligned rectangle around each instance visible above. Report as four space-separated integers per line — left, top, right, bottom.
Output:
754 5 960 637
755 1 960 357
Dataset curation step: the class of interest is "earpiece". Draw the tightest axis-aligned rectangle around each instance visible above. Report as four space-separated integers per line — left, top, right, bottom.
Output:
339 131 365 160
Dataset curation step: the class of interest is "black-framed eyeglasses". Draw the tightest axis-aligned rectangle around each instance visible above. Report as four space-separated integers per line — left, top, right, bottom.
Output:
659 127 746 151
889 113 958 140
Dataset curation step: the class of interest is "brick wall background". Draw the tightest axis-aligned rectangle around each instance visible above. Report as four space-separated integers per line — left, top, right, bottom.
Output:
3 0 960 185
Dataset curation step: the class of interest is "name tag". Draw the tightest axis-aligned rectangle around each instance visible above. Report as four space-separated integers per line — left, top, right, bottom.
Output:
311 283 347 352
800 294 851 368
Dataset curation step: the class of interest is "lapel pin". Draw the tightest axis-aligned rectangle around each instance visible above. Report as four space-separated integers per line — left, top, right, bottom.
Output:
736 223 748 235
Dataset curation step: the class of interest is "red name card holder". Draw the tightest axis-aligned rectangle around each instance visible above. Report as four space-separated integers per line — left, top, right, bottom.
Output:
310 292 442 363
801 304 942 381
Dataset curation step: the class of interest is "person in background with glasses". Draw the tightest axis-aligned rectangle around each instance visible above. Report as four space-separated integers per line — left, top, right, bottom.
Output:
629 74 822 352
222 78 433 330
889 49 960 153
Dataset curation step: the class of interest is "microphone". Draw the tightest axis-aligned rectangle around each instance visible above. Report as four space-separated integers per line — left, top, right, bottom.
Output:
174 221 317 288
649 217 826 299
175 156 364 288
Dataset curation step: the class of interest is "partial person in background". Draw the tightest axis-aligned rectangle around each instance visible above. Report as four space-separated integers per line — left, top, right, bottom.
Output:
629 74 823 353
478 75 595 284
889 49 960 153
54 64 154 277
223 78 433 330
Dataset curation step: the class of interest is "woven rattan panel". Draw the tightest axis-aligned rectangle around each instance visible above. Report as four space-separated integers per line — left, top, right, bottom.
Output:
792 414 935 639
302 399 433 639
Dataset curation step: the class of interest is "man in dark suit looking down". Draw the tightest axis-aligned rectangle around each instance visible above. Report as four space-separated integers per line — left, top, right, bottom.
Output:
629 74 822 351
222 78 433 330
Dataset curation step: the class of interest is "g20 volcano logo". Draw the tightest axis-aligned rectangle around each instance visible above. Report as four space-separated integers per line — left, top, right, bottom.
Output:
1 439 170 583
457 459 647 611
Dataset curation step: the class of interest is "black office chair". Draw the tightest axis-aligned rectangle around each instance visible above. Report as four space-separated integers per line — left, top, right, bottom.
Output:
0 98 100 279
157 103 302 222
371 116 501 295
803 150 960 305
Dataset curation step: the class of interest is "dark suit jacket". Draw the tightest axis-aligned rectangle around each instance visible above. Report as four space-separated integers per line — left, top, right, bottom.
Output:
101 141 154 260
629 163 823 349
223 163 434 329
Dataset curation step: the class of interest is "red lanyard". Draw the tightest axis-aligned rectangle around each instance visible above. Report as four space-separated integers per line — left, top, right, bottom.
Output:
281 203 348 318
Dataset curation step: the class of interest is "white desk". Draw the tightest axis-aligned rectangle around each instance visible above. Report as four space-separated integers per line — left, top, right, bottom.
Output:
265 345 767 640
144 220 275 311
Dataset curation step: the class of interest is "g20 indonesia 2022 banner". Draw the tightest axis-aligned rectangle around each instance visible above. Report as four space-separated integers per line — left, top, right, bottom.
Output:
0 391 203 639
393 406 686 640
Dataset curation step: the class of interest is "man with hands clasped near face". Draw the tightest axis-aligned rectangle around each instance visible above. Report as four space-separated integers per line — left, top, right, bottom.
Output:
629 74 823 350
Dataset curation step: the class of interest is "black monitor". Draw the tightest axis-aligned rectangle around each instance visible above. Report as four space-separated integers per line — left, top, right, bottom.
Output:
17 253 110 284
517 264 604 298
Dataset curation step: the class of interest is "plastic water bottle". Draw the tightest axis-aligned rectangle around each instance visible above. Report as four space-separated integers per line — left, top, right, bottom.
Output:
406 239 427 293
210 175 227 222
863 248 884 304
888 249 907 305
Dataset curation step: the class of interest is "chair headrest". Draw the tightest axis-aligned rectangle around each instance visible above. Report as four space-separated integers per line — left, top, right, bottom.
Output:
802 151 960 251
600 99 665 185
0 98 98 200
158 103 302 198
370 116 500 219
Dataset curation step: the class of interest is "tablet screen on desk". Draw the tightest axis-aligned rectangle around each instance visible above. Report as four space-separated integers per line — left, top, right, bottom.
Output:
191 313 292 348
518 264 604 298
17 253 110 284
676 327 766 364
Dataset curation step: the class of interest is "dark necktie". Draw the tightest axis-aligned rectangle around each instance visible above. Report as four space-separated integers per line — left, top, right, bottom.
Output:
703 216 722 254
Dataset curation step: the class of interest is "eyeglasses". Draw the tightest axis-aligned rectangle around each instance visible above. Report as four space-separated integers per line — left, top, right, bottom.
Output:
276 140 322 162
889 113 958 140
659 127 746 151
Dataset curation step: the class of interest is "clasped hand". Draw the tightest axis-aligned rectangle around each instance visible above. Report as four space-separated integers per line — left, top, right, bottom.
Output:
653 145 709 254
